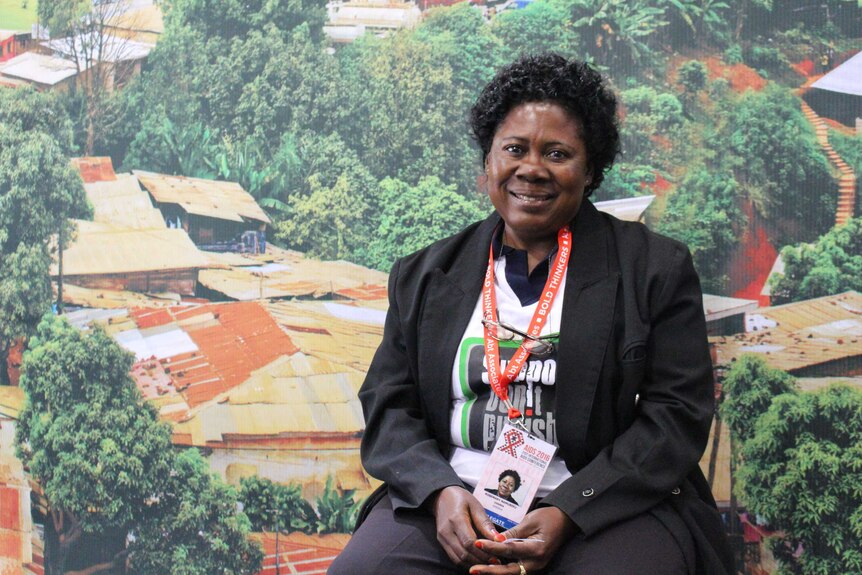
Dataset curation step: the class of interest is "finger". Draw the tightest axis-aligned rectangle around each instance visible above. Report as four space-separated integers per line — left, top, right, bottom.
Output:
477 538 546 560
440 519 497 566
469 503 505 542
469 560 531 575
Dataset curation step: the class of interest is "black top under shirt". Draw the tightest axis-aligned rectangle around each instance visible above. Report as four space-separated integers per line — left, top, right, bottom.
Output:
491 226 558 306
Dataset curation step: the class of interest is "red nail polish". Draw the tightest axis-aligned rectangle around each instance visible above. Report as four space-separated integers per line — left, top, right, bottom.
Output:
494 533 506 542
475 540 484 549
490 558 501 565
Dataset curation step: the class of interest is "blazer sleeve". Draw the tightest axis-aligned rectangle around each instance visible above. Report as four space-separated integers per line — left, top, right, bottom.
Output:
540 244 714 535
358 259 464 510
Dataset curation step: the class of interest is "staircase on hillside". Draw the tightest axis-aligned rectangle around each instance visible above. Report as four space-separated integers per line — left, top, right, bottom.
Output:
800 100 857 226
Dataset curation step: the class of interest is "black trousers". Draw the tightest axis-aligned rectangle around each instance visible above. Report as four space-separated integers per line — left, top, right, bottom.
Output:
328 494 694 575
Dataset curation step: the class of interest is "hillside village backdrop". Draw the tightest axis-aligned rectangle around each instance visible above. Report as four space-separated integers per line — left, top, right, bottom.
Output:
0 0 861 573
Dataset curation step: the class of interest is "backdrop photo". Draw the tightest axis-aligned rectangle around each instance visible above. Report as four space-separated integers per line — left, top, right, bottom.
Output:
0 0 860 573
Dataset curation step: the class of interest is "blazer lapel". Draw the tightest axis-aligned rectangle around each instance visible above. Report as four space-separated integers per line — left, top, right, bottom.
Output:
555 201 619 469
417 214 500 449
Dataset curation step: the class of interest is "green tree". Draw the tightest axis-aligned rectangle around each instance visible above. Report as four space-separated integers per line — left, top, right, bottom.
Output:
312 475 361 535
492 0 574 56
655 167 744 292
492 0 582 57
726 84 834 242
666 0 731 46
239 476 316 533
737 385 862 574
334 32 466 187
162 0 327 42
570 0 668 71
676 59 708 115
619 86 686 164
15 316 174 574
416 2 503 95
719 354 797 444
276 173 370 262
768 217 862 305
363 176 487 270
37 0 139 154
0 88 91 386
129 449 263 575
16 317 262 575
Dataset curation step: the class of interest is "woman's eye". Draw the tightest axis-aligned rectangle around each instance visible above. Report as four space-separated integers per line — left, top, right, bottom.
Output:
504 144 524 154
547 150 568 160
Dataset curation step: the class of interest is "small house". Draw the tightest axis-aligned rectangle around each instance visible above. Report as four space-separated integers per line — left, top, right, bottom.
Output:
134 170 271 251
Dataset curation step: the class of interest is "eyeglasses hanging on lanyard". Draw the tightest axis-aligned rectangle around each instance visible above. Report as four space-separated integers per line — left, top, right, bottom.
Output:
482 225 572 429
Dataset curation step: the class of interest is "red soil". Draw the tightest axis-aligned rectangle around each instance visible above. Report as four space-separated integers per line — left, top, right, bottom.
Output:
702 56 768 93
729 203 777 305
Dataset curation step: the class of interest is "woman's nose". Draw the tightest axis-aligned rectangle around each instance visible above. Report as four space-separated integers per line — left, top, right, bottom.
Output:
515 151 548 180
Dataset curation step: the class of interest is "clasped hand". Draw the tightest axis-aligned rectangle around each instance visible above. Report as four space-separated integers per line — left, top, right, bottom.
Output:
432 486 576 574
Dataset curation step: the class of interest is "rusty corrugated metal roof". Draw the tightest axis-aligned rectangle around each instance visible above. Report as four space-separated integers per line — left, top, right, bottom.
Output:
198 249 387 301
252 532 350 575
266 301 384 373
57 284 180 309
713 291 862 374
134 170 271 225
52 220 212 276
83 173 166 229
71 157 117 183
129 302 300 409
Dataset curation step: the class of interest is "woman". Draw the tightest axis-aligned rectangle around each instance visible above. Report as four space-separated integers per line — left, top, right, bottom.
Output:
485 470 521 505
329 54 732 575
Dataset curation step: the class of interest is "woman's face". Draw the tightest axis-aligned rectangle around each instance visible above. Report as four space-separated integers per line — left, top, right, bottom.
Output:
498 475 517 498
484 102 591 251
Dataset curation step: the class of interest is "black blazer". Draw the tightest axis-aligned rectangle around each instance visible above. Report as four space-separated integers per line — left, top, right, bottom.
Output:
358 201 733 573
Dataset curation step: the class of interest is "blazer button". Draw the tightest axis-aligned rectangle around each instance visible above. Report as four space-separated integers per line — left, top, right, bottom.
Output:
671 487 681 495
581 488 595 497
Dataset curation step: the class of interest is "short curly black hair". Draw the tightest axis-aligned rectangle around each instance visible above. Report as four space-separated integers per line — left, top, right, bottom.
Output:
499 469 522 491
470 53 620 197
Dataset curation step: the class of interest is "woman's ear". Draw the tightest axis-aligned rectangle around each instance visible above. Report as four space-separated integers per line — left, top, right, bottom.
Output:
476 173 488 194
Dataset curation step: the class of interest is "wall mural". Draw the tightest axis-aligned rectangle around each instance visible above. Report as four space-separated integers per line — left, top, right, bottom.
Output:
0 0 860 573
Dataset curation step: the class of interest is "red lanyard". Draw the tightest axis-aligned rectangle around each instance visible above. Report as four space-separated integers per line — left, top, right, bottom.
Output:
482 226 572 422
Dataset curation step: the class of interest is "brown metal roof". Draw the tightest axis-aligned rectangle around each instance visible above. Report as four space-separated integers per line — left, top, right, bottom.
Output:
713 291 862 375
134 170 271 225
53 220 212 276
57 283 180 309
198 248 387 301
265 300 384 373
83 174 167 229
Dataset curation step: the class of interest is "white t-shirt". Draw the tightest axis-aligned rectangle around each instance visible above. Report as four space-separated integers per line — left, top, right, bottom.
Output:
448 255 572 497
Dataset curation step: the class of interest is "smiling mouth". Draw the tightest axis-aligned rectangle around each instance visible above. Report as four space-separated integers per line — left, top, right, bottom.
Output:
510 191 555 203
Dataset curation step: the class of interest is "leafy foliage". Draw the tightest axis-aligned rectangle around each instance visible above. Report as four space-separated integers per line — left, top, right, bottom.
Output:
570 0 669 70
492 0 582 57
16 316 173 572
240 475 360 535
737 385 862 575
726 84 834 241
655 167 744 292
768 217 862 304
719 354 797 443
129 449 263 575
0 88 90 385
16 317 261 575
363 176 487 270
276 173 370 262
162 0 327 42
239 476 316 533
312 476 361 535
